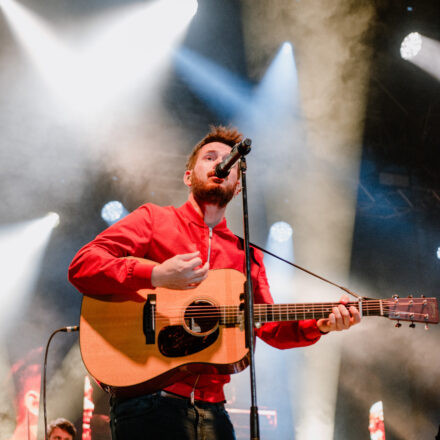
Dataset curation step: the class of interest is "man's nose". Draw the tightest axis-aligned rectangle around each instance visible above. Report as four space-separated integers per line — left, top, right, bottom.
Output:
210 158 221 170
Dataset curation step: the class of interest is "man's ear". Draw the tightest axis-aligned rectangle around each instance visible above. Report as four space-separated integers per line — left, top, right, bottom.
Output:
183 170 192 188
234 179 242 196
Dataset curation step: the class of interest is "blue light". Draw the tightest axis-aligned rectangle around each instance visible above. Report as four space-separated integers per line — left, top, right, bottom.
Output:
269 221 293 243
101 201 128 225
174 47 252 119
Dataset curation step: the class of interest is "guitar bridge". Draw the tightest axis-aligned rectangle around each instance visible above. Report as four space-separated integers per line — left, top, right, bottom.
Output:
143 294 156 344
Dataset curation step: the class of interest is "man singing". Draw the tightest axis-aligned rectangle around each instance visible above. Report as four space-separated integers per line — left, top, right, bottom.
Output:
68 125 360 440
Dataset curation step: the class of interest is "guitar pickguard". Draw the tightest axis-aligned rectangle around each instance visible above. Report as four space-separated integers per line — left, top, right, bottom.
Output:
158 325 219 358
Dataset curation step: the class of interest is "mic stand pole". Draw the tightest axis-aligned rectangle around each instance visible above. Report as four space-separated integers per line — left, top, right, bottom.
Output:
239 156 260 440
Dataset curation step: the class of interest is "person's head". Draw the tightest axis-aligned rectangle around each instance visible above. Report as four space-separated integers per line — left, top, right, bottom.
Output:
10 347 42 426
47 418 76 440
184 125 243 207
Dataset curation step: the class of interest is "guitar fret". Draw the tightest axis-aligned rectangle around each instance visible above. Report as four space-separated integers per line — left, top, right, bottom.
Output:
247 298 431 324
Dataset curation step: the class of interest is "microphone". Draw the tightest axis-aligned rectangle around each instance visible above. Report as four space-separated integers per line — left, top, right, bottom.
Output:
215 138 252 178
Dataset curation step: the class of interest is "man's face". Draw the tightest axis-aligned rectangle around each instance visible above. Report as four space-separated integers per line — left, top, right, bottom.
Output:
185 142 240 207
49 427 73 440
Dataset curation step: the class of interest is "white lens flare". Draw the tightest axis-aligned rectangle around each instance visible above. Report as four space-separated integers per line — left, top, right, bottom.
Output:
269 221 293 243
400 32 422 60
101 201 128 225
46 212 60 228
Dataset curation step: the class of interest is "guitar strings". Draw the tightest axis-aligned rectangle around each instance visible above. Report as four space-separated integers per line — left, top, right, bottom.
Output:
149 304 422 321
146 303 419 316
146 303 404 315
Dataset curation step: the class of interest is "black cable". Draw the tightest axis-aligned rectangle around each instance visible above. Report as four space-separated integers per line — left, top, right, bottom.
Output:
42 326 79 440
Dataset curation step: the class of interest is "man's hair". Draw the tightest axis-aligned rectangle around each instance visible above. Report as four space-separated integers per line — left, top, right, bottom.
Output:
185 125 243 170
48 418 77 439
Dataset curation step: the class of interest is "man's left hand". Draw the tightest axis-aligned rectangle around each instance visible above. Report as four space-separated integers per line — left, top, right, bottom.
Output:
316 294 361 333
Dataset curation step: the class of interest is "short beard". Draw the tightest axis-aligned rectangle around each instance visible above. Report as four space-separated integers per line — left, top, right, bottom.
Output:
191 173 236 208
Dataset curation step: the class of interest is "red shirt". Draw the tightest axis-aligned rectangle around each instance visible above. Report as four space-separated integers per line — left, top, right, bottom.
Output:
69 201 321 402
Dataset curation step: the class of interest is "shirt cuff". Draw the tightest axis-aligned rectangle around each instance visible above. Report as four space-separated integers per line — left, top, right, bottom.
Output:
129 260 156 290
301 319 323 340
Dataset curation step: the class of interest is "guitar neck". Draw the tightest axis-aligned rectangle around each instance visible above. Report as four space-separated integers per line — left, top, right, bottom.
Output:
252 300 383 323
219 296 438 326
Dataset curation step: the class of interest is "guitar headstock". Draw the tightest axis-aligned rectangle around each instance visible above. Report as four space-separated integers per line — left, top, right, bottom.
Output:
387 296 439 325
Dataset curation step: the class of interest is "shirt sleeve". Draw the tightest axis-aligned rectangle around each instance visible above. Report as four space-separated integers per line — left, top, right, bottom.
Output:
251 248 322 348
68 205 157 296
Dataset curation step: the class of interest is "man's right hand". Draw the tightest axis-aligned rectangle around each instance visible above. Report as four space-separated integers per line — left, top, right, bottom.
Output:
150 251 209 290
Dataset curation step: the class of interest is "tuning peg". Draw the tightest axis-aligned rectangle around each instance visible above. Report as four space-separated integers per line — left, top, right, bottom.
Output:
409 322 416 328
395 321 402 328
393 294 399 299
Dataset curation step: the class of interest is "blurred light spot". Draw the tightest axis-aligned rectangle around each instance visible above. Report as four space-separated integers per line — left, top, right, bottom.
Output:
437 246 440 260
369 401 385 440
400 33 440 81
400 32 422 60
269 221 293 243
46 212 60 228
101 201 128 225
281 41 293 55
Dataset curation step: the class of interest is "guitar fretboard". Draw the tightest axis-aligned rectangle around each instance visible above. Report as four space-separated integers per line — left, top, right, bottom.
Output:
220 300 385 325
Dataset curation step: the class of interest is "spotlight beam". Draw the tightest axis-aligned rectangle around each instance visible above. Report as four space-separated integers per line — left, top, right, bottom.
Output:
401 33 440 82
0 214 60 332
1 0 198 113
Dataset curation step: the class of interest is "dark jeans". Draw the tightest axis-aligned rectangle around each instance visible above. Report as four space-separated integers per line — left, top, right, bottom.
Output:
110 392 236 440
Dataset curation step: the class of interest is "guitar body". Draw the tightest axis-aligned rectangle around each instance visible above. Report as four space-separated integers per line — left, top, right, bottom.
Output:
80 268 249 397
80 257 439 398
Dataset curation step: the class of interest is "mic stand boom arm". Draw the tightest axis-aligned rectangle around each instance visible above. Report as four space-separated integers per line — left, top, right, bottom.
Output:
239 152 261 440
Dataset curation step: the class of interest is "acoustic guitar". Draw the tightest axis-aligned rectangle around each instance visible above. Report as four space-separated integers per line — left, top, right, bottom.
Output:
79 267 438 397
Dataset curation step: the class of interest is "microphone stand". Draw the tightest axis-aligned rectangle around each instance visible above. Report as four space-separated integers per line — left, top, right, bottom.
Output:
239 154 260 440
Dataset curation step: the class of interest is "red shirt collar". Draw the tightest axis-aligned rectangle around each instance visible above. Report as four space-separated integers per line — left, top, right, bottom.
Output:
178 200 228 231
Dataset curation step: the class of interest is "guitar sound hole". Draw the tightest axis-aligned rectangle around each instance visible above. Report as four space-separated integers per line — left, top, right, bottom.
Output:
184 300 220 335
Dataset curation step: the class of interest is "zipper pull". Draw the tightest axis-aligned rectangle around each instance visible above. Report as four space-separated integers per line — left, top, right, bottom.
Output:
207 227 213 266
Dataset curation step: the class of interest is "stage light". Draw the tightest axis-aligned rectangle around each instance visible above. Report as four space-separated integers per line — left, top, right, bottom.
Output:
0 215 60 331
45 212 60 228
251 41 298 119
437 246 440 260
269 221 293 243
101 201 128 225
1 0 198 114
281 41 293 55
265 220 294 300
400 32 422 60
174 47 252 119
369 401 385 440
400 33 440 81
